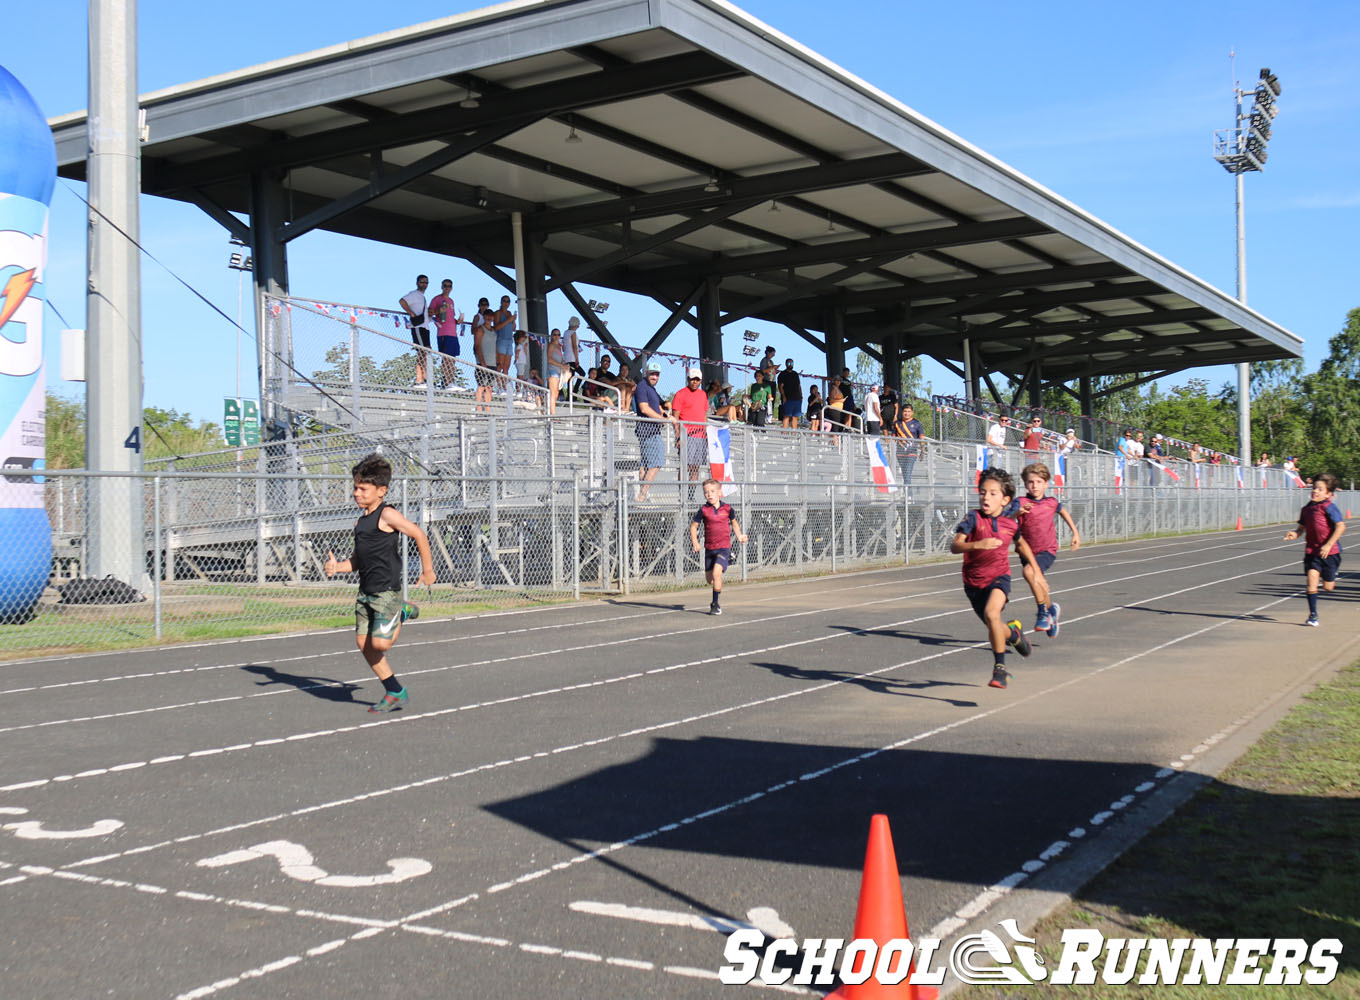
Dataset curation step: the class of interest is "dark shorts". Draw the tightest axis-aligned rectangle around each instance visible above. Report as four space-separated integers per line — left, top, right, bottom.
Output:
475 366 495 387
964 576 1011 620
686 435 708 467
1304 552 1342 582
705 548 731 572
779 400 803 419
866 421 881 435
1021 550 1057 574
638 433 666 470
748 409 767 427
437 334 460 357
410 326 431 349
355 590 403 638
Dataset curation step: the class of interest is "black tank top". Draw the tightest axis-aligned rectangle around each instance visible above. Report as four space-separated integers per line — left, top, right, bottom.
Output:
352 502 402 594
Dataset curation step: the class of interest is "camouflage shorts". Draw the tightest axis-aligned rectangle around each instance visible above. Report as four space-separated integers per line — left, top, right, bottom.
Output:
355 590 403 639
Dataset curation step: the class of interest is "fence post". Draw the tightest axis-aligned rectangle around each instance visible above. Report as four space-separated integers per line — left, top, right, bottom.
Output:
830 483 837 573
400 476 410 603
572 472 581 601
153 475 163 639
255 449 267 585
618 478 630 596
740 482 749 582
350 318 361 423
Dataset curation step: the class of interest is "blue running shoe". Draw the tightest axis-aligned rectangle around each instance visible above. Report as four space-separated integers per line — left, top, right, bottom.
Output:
1047 602 1060 638
1034 608 1050 633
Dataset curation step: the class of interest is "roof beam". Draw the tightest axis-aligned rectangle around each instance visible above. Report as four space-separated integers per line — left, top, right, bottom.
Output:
720 253 902 325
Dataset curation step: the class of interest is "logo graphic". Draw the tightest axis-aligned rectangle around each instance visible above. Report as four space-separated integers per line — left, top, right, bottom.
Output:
950 919 1047 985
0 267 35 330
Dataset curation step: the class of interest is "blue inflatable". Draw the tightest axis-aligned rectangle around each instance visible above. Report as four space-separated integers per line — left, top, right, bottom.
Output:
0 65 55 624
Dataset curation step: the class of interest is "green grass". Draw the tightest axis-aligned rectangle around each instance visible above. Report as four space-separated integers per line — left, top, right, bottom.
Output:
955 662 1360 999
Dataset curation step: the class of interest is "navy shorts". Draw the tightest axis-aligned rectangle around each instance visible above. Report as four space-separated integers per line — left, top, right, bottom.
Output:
1021 550 1056 574
779 400 803 419
964 576 1010 621
437 334 460 357
1304 552 1341 582
705 548 731 572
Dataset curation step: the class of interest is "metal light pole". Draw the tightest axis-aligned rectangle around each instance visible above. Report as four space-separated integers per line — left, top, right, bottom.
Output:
1214 64 1281 468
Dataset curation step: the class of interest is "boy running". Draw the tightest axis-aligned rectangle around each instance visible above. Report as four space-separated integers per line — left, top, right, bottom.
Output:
324 454 436 711
1283 473 1345 627
951 468 1044 690
1018 462 1081 637
690 478 748 616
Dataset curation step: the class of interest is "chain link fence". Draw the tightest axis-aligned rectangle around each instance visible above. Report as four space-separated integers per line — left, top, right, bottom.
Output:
2 462 1341 659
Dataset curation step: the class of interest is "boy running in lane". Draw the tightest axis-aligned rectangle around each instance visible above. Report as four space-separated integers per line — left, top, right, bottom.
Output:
690 478 748 616
952 468 1045 690
325 454 436 712
1283 473 1345 627
1018 462 1081 638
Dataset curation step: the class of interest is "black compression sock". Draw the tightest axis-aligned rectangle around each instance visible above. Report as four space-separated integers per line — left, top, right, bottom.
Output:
382 674 404 694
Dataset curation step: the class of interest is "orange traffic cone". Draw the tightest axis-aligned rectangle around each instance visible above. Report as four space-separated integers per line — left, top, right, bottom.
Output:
1235 516 1243 531
1347 510 1352 519
828 815 939 1000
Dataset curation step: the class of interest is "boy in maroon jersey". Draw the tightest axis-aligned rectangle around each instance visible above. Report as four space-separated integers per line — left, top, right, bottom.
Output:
690 478 748 615
1283 473 1346 626
952 468 1044 690
1018 462 1081 637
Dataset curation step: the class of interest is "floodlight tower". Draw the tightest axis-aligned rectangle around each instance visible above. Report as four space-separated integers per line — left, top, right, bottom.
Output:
1213 65 1281 468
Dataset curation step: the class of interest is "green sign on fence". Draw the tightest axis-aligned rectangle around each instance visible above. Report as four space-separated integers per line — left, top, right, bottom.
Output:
223 397 241 447
242 398 260 447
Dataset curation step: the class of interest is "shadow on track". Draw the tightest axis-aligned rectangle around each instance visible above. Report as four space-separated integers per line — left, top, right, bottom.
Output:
241 664 363 703
750 660 980 707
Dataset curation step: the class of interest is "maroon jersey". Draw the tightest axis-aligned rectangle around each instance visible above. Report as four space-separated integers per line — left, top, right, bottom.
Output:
956 502 1021 588
692 501 735 550
1018 495 1063 555
1299 500 1344 555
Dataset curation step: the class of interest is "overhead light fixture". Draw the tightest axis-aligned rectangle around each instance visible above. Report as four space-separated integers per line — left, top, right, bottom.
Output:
459 90 481 110
768 200 780 213
475 186 489 208
704 173 720 193
827 213 835 233
565 125 583 145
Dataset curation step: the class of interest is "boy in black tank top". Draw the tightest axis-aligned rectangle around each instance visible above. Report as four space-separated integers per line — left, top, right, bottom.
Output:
324 454 435 712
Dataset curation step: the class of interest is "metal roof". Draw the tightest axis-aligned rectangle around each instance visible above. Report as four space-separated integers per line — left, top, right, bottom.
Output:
52 0 1302 385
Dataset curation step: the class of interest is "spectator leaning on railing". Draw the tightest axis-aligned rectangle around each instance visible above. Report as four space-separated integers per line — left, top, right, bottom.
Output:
746 368 774 427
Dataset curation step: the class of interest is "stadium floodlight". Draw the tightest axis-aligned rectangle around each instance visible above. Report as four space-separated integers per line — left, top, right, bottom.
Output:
1211 59 1282 473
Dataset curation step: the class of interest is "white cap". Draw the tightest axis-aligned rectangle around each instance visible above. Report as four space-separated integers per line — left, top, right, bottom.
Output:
1066 427 1075 434
687 367 703 378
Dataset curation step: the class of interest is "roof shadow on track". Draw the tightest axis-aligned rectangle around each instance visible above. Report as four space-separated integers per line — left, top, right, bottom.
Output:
1122 605 1281 623
485 735 1176 913
749 661 979 707
240 664 364 703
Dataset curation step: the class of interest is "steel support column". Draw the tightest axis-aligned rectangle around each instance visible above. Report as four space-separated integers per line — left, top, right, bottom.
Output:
1079 375 1094 443
524 232 548 376
250 169 291 428
825 308 845 380
698 279 723 385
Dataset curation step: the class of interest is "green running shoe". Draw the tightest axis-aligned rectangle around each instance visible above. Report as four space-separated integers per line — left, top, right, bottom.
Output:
368 688 408 713
401 602 419 623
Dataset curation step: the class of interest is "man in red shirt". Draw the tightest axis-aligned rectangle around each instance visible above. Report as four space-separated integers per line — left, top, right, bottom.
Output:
671 367 712 490
1022 415 1044 461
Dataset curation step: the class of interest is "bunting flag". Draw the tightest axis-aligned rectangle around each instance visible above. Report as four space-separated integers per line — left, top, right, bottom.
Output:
1051 448 1066 489
975 444 987 487
866 438 898 494
706 425 737 494
1288 470 1306 488
1147 458 1180 482
1114 455 1124 495
1236 465 1244 489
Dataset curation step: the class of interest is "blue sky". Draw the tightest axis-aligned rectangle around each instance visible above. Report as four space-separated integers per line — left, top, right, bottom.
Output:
6 0 1358 421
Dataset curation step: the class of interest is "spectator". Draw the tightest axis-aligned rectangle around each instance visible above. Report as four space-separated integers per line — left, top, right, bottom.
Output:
1283 456 1298 474
1131 431 1146 461
492 295 516 384
1147 433 1166 485
986 414 1008 450
825 386 848 433
893 401 924 486
806 386 824 431
776 359 803 429
671 368 712 489
399 274 431 385
838 368 857 414
758 345 778 383
615 361 636 411
429 278 461 389
1190 442 1205 464
863 384 882 435
563 317 585 377
879 384 900 431
747 368 774 427
632 360 674 502
513 331 530 397
545 330 567 415
473 305 497 410
709 381 742 422
1116 427 1132 459
1059 428 1080 457
1022 415 1044 459
1258 452 1272 468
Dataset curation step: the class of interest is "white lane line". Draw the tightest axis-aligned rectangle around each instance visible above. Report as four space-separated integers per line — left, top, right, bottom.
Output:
569 900 796 937
12 546 1296 798
0 538 1294 744
57 559 1297 875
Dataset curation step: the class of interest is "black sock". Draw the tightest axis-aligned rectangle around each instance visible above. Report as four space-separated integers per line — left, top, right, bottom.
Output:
1307 593 1318 616
711 589 720 606
382 674 404 694
994 652 1006 669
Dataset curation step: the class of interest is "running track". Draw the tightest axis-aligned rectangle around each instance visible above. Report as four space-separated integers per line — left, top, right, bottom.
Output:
1 524 1354 998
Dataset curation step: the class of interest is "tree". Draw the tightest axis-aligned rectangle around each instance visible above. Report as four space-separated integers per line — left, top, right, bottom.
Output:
853 347 924 399
44 394 226 466
1300 308 1360 480
1142 378 1235 454
44 393 85 469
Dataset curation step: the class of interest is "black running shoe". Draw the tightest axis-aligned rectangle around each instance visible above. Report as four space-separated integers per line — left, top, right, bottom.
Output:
988 664 1009 689
709 605 723 616
1006 620 1032 657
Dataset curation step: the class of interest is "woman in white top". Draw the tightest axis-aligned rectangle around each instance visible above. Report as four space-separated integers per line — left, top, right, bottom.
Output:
1059 428 1080 457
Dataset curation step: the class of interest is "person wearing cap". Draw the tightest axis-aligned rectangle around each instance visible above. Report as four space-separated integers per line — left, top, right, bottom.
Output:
776 359 802 429
671 367 712 490
1022 415 1044 460
1147 432 1166 487
562 316 585 377
632 360 675 501
1059 428 1080 458
863 383 882 435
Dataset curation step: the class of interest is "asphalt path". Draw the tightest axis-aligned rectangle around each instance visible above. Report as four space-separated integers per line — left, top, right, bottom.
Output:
2 523 1356 999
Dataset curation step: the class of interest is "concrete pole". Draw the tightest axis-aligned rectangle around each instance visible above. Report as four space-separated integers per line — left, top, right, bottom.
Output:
697 279 723 386
85 0 146 588
249 170 290 429
1235 167 1251 467
511 211 528 330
